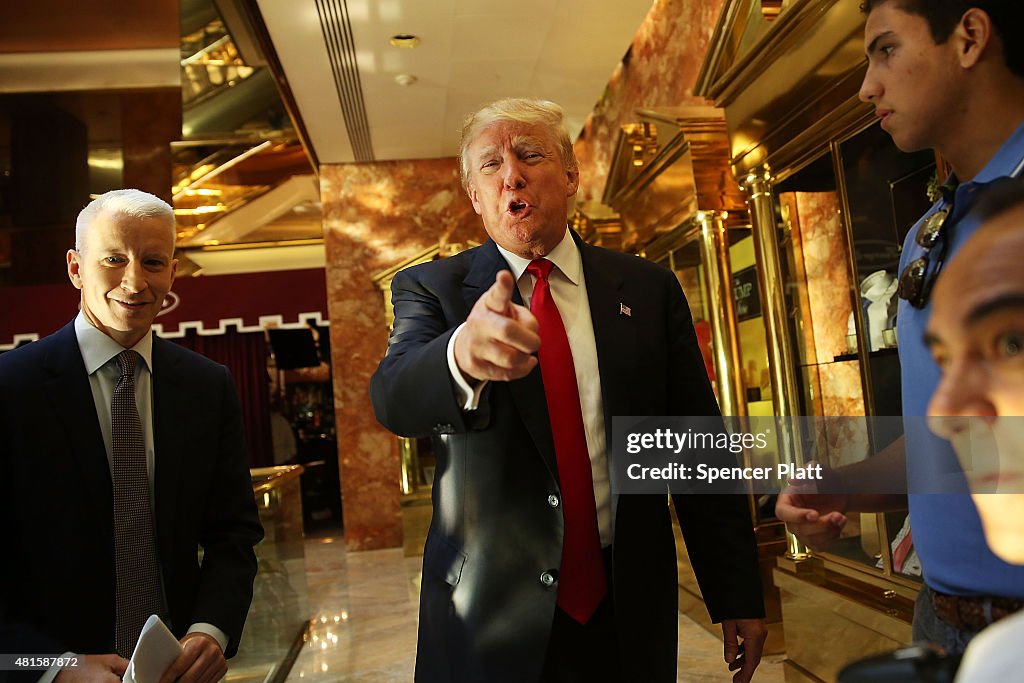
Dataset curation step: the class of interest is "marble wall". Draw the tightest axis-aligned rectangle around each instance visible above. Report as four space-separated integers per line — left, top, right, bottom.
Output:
793 192 854 367
321 159 484 550
786 191 868 467
573 0 726 204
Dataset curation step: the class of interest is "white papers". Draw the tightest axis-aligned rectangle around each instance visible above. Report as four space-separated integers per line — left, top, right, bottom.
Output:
123 615 183 683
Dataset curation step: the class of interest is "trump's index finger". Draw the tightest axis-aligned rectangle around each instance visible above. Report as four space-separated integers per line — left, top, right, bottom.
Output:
482 270 516 316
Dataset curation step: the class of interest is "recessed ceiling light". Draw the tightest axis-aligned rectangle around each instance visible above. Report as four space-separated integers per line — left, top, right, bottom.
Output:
394 74 418 86
389 34 420 48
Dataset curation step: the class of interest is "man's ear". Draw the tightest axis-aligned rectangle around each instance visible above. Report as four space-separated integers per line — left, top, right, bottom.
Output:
954 7 994 70
467 184 483 216
566 168 580 198
67 249 83 290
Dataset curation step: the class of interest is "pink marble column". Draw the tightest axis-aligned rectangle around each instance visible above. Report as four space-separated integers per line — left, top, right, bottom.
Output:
320 158 483 550
790 191 868 466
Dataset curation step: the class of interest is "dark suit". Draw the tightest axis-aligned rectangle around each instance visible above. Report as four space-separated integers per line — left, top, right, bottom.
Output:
370 233 764 682
0 321 263 660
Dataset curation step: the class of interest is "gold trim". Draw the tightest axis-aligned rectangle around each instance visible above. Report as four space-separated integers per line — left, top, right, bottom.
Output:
697 0 874 180
193 237 324 251
693 0 749 96
817 554 921 600
743 168 809 559
831 135 881 423
371 241 481 285
699 0 842 104
642 213 747 419
773 566 915 628
742 88 876 182
642 216 703 262
399 437 419 495
607 133 692 209
173 141 274 199
251 464 305 494
743 169 802 420
698 211 746 418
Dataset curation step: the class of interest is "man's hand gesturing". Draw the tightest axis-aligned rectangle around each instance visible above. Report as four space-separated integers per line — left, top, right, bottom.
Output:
454 270 540 382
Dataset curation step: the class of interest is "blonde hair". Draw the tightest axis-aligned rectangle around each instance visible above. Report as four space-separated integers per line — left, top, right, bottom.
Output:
458 98 578 189
75 189 175 252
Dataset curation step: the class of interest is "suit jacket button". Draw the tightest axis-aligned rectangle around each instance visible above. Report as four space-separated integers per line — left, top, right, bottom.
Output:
540 570 558 587
547 494 560 508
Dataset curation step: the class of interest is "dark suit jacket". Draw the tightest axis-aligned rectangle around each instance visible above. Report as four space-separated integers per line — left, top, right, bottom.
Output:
370 234 764 683
0 321 263 661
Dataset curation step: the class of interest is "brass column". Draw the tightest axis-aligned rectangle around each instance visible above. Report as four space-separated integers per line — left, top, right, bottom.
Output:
743 167 809 560
697 210 746 419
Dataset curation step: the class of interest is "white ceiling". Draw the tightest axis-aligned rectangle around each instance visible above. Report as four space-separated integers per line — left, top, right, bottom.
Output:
256 0 657 164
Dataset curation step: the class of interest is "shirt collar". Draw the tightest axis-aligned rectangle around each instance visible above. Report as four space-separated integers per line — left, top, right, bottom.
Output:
494 228 582 286
961 121 1024 186
74 312 154 375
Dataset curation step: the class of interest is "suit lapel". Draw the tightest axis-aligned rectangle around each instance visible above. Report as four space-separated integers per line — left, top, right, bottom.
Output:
463 241 559 483
462 239 518 309
578 240 635 452
151 337 184 573
578 240 636 533
44 322 114 549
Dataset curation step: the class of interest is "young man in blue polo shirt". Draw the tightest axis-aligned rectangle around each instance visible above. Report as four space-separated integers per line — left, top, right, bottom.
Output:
776 0 1024 653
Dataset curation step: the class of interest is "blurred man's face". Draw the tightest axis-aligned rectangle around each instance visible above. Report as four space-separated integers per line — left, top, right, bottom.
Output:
465 121 579 260
927 206 1024 563
859 2 963 153
67 211 178 349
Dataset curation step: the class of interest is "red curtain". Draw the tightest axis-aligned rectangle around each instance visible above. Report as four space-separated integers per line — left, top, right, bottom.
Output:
174 330 273 468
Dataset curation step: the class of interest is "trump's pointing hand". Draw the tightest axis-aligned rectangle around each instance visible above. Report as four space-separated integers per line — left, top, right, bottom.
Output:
454 270 540 382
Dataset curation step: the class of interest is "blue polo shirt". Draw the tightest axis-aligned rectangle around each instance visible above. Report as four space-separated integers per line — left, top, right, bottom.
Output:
899 122 1024 598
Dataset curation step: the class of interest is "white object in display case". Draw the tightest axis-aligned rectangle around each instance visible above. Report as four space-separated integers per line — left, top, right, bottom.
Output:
847 270 899 352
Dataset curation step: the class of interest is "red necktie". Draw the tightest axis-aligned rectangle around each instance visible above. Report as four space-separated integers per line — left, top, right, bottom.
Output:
527 258 607 623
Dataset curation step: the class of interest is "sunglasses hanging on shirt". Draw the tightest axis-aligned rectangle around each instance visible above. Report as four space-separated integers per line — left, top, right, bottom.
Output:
898 157 1024 309
897 195 953 310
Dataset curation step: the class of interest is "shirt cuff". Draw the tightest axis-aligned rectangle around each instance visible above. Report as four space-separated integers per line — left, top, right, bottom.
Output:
186 623 228 652
447 323 488 411
37 653 74 683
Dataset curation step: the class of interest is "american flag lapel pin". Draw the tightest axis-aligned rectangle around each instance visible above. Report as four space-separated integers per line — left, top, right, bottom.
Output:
619 303 632 317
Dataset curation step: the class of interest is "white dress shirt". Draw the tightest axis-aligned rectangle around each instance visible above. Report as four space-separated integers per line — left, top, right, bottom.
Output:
447 231 613 545
75 314 157 494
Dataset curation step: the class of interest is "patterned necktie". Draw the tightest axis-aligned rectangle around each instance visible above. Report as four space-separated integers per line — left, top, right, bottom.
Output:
112 350 165 657
526 258 607 623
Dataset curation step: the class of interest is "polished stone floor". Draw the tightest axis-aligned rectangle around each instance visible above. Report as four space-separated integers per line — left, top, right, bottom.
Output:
270 535 785 682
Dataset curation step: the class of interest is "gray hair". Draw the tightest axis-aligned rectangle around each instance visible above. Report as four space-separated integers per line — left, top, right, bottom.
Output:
458 98 578 189
75 189 175 252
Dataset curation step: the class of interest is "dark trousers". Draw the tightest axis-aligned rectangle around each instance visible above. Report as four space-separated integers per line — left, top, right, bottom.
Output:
541 547 624 682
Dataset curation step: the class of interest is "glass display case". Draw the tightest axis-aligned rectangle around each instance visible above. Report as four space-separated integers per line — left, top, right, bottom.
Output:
694 1 939 679
763 122 934 586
